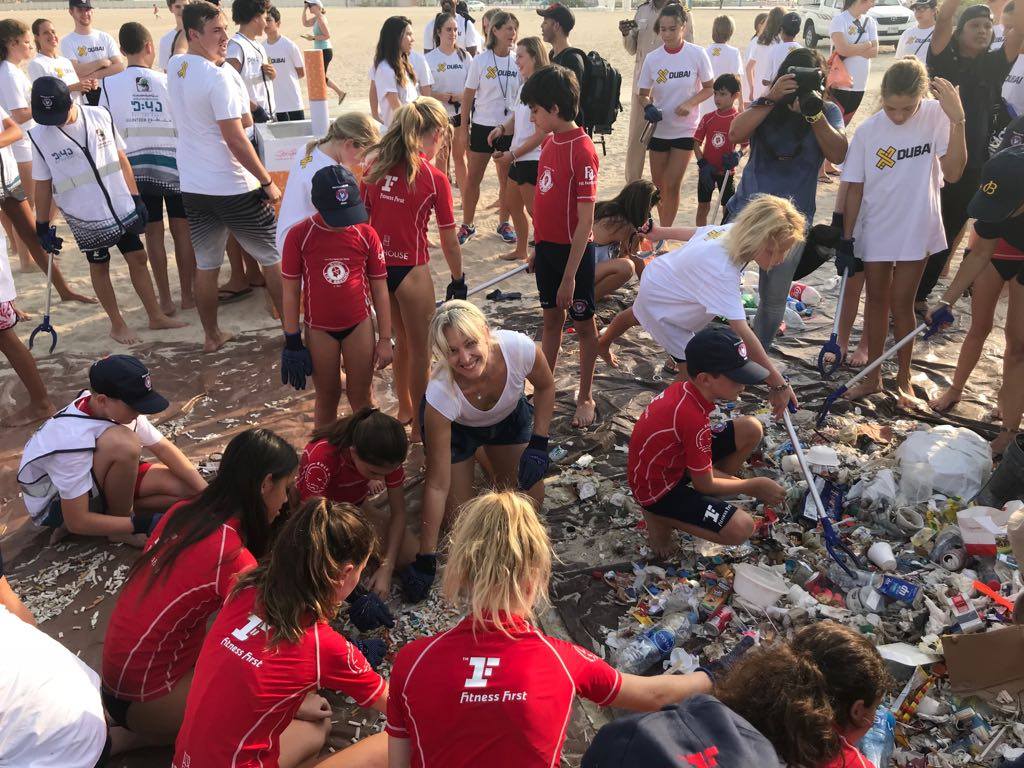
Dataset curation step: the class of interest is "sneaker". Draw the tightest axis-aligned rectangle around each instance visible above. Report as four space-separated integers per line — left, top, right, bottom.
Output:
497 222 517 244
458 223 476 245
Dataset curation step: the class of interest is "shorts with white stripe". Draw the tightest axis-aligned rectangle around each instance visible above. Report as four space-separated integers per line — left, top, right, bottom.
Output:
182 189 280 271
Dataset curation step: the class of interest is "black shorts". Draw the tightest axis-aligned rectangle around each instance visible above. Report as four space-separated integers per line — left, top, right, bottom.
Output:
322 48 334 68
101 687 131 729
535 241 597 321
470 122 512 154
84 232 145 264
697 171 736 204
386 265 414 293
275 110 306 121
508 160 538 186
422 395 534 463
318 322 359 343
992 257 1024 282
829 88 864 121
648 136 695 153
141 192 187 222
642 421 740 534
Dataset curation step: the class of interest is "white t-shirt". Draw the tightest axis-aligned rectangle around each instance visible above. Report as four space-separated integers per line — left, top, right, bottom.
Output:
424 15 482 53
764 40 801 86
632 225 745 360
0 106 18 199
372 60 419 127
275 145 335 253
0 60 35 162
510 95 541 161
840 99 949 262
425 47 470 118
60 29 118 68
167 54 258 196
0 230 14 303
227 32 273 115
158 28 185 72
410 51 434 92
992 22 1005 50
829 11 877 92
17 391 164 523
0 606 108 768
28 54 82 103
426 329 537 427
746 41 774 99
263 35 305 114
704 42 743 82
637 43 714 139
30 106 134 250
1003 55 1024 117
895 24 934 63
465 49 519 127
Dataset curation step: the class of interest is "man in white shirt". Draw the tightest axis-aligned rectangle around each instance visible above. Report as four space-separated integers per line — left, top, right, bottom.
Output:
168 1 284 353
896 0 937 62
226 0 275 123
158 0 189 70
263 6 305 120
60 0 125 105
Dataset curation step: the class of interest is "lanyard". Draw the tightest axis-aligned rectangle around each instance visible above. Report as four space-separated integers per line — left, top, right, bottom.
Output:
491 50 512 115
236 34 274 115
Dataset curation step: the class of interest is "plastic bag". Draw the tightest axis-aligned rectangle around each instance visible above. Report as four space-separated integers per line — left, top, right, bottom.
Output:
897 462 935 506
896 426 992 500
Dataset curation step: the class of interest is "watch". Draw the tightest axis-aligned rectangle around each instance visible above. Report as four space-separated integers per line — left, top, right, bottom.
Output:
751 96 775 108
805 111 825 124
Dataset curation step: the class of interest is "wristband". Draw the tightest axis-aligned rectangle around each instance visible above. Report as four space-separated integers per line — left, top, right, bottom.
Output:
509 151 517 163
768 383 791 393
751 96 775 108
260 179 272 187
527 434 549 452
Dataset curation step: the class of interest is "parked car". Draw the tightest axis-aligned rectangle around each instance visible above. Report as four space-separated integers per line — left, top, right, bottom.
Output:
795 0 914 49
466 0 485 12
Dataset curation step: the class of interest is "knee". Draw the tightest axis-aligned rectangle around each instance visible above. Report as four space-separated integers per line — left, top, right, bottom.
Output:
720 510 755 546
733 415 764 450
97 425 141 462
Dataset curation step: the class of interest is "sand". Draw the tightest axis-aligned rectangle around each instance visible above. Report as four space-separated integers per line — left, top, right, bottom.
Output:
0 5 1008 767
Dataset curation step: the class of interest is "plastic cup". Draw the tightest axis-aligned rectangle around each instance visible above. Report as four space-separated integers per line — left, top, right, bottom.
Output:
867 542 897 572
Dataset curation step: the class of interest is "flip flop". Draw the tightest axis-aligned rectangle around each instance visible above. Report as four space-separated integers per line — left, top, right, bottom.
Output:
661 361 679 376
218 287 253 304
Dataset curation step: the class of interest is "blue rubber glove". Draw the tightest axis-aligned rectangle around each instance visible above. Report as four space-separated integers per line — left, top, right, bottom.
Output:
517 434 550 491
697 158 715 189
35 221 62 254
252 105 271 123
281 332 313 390
352 637 387 670
643 103 663 123
721 151 741 171
446 274 468 301
127 194 149 235
347 586 395 632
131 511 163 536
700 635 755 682
924 304 955 339
399 553 437 603
835 238 863 277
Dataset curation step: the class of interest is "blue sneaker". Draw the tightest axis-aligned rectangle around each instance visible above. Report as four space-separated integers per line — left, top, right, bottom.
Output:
458 223 476 245
497 222 517 244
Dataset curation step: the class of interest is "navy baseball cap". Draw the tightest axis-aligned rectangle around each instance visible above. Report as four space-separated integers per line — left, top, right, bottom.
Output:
31 77 73 127
781 12 802 36
69 0 95 8
537 3 576 33
89 355 169 414
967 144 1024 222
685 326 768 385
581 695 784 768
311 165 368 228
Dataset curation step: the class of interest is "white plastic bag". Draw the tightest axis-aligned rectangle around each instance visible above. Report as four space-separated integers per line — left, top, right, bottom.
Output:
896 426 992 500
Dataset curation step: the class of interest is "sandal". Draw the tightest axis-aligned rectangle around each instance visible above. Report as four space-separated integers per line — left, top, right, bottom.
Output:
217 287 253 304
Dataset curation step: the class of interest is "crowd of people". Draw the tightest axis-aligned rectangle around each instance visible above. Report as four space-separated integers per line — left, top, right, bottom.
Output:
1 0 1023 764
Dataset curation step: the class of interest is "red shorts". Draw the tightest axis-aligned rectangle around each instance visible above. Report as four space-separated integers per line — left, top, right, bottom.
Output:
135 462 153 497
0 301 17 331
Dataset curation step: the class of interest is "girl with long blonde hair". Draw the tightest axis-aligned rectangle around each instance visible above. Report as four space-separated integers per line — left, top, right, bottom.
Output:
362 98 465 442
387 491 714 767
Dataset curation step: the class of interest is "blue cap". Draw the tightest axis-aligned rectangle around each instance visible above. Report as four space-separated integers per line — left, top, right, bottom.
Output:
89 355 168 414
311 165 368 228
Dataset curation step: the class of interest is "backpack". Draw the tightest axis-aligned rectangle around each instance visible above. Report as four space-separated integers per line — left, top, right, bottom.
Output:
564 47 623 136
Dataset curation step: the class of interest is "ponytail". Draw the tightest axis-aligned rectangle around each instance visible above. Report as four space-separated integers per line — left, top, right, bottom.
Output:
365 97 450 186
311 407 408 470
304 112 380 157
234 498 377 644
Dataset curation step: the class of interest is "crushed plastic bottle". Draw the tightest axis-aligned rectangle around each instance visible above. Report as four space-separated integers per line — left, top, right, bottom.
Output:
858 708 895 768
615 614 690 674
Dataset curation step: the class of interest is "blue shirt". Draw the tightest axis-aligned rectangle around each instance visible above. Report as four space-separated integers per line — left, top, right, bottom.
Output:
726 100 843 222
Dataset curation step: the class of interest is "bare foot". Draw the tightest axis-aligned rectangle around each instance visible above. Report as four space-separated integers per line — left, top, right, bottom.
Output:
992 429 1017 456
108 532 148 548
160 298 178 317
110 324 141 345
500 250 527 262
203 330 235 353
848 343 870 368
929 386 962 414
597 337 619 368
572 398 598 429
1 400 55 427
13 304 30 321
843 378 882 401
180 296 196 311
896 386 928 411
149 314 188 331
408 420 423 444
58 289 98 304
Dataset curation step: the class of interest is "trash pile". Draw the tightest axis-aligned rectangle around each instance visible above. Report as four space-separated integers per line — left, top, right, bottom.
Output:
570 407 1024 766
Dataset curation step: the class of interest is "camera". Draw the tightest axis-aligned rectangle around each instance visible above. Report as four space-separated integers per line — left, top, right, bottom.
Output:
787 66 825 94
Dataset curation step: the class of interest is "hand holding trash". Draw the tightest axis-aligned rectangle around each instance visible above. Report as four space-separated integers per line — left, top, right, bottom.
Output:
517 435 550 491
643 103 663 123
746 477 786 506
400 553 437 603
347 586 395 632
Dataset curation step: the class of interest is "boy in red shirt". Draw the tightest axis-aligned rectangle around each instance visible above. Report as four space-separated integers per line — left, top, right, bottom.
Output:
694 73 742 226
521 64 601 429
627 326 784 554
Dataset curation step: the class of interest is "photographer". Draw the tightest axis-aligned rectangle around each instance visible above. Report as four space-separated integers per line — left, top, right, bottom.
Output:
727 47 847 351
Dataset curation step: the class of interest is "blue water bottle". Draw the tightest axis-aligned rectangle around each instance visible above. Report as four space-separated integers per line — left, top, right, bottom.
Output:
857 707 895 767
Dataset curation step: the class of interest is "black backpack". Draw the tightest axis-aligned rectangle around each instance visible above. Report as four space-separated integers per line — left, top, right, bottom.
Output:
562 47 622 149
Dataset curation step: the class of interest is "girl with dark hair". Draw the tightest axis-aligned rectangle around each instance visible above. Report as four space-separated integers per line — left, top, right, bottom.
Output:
745 6 784 100
101 428 298 751
827 0 878 125
297 408 414 598
173 498 388 768
423 0 481 55
372 15 419 126
425 13 470 192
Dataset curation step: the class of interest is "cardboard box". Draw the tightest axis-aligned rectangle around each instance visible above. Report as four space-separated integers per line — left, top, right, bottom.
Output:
943 626 1024 696
956 506 1012 558
255 120 315 173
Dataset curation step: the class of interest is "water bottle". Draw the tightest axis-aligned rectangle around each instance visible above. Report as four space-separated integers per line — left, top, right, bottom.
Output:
828 562 873 592
615 614 690 674
858 708 895 767
790 282 822 306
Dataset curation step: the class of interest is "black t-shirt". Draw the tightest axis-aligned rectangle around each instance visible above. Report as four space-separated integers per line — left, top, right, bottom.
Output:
975 213 1024 251
552 46 587 124
928 41 1014 168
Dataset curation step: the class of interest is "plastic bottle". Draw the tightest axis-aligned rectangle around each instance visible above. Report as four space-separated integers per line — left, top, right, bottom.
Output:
615 614 690 674
790 282 822 306
827 563 873 592
782 306 806 332
858 708 895 767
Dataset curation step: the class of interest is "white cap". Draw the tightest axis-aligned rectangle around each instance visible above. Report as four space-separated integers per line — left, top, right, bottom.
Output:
305 0 323 7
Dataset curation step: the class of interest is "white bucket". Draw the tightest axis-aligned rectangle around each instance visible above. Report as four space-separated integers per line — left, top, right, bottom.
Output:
733 563 788 608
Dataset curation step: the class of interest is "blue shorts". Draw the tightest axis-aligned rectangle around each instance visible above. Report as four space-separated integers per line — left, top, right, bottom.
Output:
423 395 534 464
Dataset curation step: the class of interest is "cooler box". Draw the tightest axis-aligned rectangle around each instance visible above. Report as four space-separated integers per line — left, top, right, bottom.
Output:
256 120 315 173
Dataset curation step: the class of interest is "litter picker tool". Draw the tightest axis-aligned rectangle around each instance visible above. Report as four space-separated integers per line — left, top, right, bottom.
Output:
815 306 953 427
436 263 529 308
29 248 58 354
708 169 733 227
639 119 655 145
782 407 861 577
816 269 849 379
